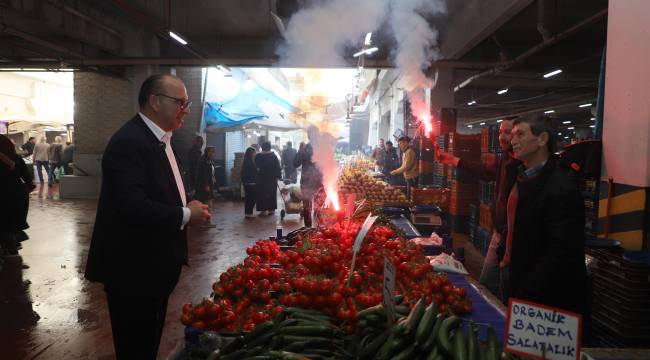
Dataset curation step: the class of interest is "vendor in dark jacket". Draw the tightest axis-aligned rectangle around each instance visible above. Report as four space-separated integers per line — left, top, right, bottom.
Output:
438 119 520 299
194 146 216 203
502 115 586 315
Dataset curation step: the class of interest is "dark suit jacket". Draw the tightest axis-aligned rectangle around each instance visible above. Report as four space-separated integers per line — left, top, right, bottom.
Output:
508 156 586 315
85 115 187 297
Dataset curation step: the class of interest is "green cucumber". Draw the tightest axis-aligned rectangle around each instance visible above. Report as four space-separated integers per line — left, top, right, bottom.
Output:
416 301 438 344
393 343 418 360
244 321 275 343
244 332 274 349
425 345 440 360
421 314 444 351
395 305 411 316
405 297 426 334
453 330 468 360
467 322 480 360
359 328 390 359
486 325 500 360
279 325 335 337
437 315 461 356
220 336 244 355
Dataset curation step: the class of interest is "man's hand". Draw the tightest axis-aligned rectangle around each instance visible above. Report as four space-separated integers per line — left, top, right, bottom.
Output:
437 151 460 167
188 200 211 225
390 170 398 176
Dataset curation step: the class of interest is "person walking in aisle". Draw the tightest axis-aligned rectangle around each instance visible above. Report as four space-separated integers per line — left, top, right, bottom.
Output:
293 126 323 227
194 146 216 204
186 135 203 197
281 141 297 183
21 137 35 157
255 141 281 215
382 140 400 184
84 74 211 359
33 137 50 185
0 135 32 256
47 136 64 186
241 147 258 218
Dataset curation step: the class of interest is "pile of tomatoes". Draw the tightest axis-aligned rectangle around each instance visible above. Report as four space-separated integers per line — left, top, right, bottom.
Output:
180 219 472 333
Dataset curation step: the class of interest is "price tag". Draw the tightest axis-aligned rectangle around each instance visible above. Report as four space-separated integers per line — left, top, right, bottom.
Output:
353 214 377 254
383 256 396 325
505 298 582 360
347 214 378 286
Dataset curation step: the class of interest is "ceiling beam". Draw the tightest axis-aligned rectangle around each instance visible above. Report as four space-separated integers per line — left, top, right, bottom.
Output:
439 0 535 60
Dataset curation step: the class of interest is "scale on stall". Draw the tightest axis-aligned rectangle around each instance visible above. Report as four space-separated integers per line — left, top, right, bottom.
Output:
410 205 443 226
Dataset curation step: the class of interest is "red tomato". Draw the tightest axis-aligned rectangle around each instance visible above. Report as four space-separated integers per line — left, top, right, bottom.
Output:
258 279 271 290
192 305 207 319
182 303 193 314
454 287 467 298
442 285 453 295
223 311 236 324
181 313 193 326
191 320 207 330
207 304 221 318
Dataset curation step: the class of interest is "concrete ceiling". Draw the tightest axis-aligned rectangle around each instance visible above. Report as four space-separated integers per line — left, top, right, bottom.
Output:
0 0 609 128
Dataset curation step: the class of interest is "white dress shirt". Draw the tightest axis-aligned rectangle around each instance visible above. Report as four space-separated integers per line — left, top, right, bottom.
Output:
139 112 191 229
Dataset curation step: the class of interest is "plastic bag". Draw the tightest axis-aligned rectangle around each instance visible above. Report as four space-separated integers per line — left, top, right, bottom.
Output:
428 253 469 275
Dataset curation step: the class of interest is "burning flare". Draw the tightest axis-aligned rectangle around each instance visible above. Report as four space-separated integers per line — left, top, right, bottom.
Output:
326 185 341 211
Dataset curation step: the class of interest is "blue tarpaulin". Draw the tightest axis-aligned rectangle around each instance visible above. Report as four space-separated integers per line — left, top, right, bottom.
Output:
203 82 299 132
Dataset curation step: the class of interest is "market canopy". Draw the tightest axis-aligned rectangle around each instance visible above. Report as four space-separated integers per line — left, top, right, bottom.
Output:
203 82 301 132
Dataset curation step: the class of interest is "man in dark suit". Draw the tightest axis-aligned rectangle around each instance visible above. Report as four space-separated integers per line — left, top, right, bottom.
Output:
85 74 211 359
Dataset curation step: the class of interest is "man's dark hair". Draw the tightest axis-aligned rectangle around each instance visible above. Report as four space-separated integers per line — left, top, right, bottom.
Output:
513 115 556 153
385 141 393 146
138 74 174 107
261 141 272 151
28 137 35 141
398 136 411 143
286 141 292 148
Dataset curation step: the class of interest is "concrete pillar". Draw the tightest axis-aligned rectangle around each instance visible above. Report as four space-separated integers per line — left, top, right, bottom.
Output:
598 0 650 250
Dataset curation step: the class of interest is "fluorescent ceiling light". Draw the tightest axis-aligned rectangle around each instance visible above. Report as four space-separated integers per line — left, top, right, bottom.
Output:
497 119 503 123
467 100 477 106
497 88 509 95
544 69 562 78
353 47 379 57
467 125 473 128
590 125 595 128
564 136 569 139
480 122 486 125
579 103 592 108
567 127 575 130
558 132 562 136
364 32 372 46
544 110 555 114
590 117 596 121
562 121 571 124
169 31 188 45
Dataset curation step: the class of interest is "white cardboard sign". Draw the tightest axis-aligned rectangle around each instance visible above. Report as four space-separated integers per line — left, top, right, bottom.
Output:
353 214 377 254
383 256 396 325
505 298 582 360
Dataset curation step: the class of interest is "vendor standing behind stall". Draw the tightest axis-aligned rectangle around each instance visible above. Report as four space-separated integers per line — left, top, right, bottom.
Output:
382 141 400 184
390 136 418 197
438 119 520 298
503 115 586 314
255 141 281 215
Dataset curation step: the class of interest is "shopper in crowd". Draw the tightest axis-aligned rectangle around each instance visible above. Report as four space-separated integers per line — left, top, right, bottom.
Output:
21 137 36 157
255 141 281 215
33 137 50 184
382 140 400 184
281 141 297 183
62 141 76 175
372 138 385 164
194 146 216 204
390 136 418 197
438 119 520 297
241 147 258 218
47 136 64 186
294 127 323 227
0 134 32 256
503 115 586 314
85 74 211 359
186 135 203 197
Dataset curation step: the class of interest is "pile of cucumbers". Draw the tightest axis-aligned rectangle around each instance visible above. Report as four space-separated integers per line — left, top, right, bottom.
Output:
206 307 352 360
355 297 503 360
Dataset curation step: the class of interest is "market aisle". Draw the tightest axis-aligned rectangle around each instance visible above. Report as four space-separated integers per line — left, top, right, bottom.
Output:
1 189 304 359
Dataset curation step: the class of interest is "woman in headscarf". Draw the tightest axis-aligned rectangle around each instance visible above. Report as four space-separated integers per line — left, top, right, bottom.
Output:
254 141 281 215
241 147 258 218
0 135 32 255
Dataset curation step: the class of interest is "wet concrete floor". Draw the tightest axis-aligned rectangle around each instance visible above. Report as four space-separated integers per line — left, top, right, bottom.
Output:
1 184 304 359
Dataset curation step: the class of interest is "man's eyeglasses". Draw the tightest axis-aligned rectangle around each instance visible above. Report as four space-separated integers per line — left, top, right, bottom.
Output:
155 93 192 110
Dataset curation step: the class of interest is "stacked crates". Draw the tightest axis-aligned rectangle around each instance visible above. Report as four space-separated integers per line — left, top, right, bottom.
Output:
447 132 481 233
